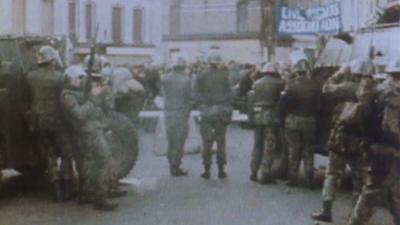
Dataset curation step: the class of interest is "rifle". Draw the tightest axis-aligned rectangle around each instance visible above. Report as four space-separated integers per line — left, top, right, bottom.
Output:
84 24 99 100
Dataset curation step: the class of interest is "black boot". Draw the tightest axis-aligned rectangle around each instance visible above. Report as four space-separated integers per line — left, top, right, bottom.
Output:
218 165 227 179
93 198 119 211
52 181 63 203
311 201 333 222
201 165 211 179
78 193 95 205
109 188 127 198
63 179 73 201
259 173 276 185
170 166 188 177
250 171 258 182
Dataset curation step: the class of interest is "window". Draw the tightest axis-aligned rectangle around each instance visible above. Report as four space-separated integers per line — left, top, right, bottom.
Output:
68 1 77 40
237 2 248 32
86 3 95 41
112 6 123 43
41 0 54 35
133 8 144 44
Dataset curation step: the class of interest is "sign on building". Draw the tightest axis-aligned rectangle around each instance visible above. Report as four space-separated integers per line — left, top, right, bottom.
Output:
277 2 342 36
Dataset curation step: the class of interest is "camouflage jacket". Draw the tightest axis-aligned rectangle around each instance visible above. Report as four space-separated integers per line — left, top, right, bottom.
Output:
60 89 108 132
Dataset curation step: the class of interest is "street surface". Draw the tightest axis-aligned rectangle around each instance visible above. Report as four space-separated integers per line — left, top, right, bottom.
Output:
0 125 394 225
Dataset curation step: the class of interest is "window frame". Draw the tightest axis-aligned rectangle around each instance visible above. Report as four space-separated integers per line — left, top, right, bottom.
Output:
111 4 125 44
85 1 96 41
132 7 145 44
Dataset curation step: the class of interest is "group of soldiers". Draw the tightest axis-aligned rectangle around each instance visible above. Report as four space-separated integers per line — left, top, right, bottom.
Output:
17 41 400 223
25 45 144 211
161 50 399 225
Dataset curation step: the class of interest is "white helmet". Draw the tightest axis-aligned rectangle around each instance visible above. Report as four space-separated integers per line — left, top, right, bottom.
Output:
37 45 57 64
259 62 279 74
207 50 223 64
292 59 310 73
171 54 187 68
63 65 87 88
349 58 375 76
290 50 310 73
385 58 400 74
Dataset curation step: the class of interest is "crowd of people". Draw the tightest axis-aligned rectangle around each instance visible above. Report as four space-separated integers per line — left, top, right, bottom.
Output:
160 51 400 225
21 43 399 225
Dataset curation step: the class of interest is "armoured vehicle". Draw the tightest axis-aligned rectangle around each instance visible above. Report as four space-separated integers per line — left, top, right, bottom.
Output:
0 36 63 175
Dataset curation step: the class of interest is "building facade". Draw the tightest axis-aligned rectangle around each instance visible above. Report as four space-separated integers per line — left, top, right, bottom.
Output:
164 0 269 64
0 0 164 65
163 0 400 64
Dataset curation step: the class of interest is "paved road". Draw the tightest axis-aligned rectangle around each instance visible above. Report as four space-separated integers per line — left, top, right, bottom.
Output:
0 125 394 225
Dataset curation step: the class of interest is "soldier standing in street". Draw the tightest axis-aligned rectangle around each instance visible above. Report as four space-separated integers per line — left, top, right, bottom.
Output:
280 57 321 189
60 68 119 211
193 51 233 179
347 58 400 225
26 46 74 202
161 55 192 176
83 55 127 199
248 62 285 183
312 59 373 222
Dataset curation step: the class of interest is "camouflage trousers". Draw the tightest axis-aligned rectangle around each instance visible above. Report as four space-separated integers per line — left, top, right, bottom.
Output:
322 152 363 202
164 109 190 168
250 125 282 177
199 117 228 166
80 129 112 199
37 129 74 183
250 125 265 173
348 158 400 225
285 128 315 186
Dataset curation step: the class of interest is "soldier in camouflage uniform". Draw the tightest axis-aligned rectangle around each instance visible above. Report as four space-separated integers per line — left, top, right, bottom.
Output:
312 59 373 222
280 57 321 189
161 55 192 176
82 55 127 200
193 51 233 179
60 68 118 211
248 62 285 184
26 46 74 202
347 58 400 225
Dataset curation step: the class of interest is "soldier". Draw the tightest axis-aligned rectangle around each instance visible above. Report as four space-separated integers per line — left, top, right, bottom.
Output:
248 62 285 184
161 55 192 176
347 58 400 225
193 50 233 179
102 66 146 126
26 46 74 202
311 59 373 222
280 57 321 189
60 68 118 211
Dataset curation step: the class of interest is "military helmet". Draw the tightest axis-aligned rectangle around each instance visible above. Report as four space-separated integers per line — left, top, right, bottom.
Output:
349 58 375 76
292 59 310 73
37 45 58 64
385 58 400 74
206 50 223 64
171 54 187 68
63 65 87 89
259 62 279 74
83 54 108 72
